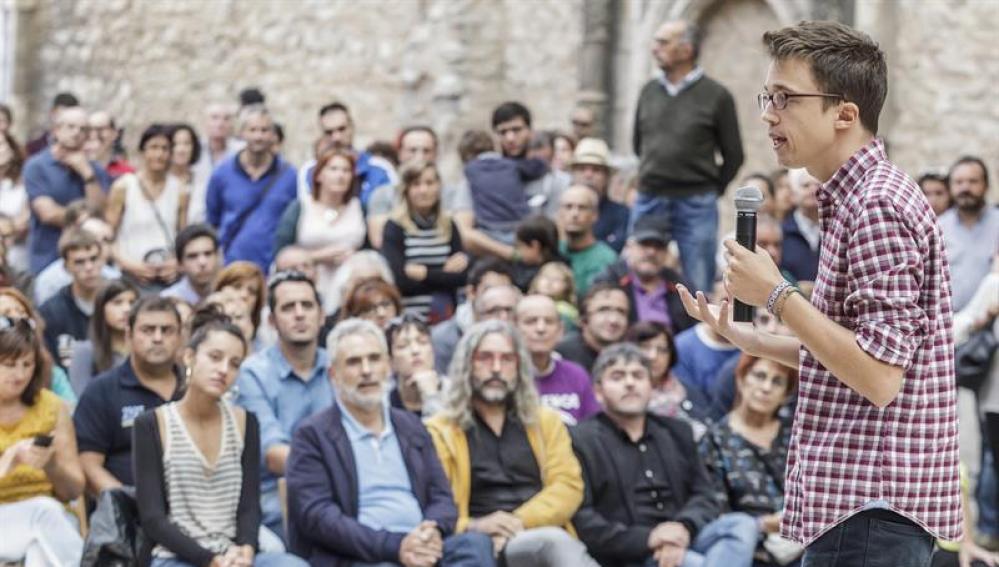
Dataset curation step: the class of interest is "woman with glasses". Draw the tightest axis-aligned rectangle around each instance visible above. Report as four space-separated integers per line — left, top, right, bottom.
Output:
339 277 402 330
386 314 444 418
134 306 307 567
699 354 799 566
67 279 138 396
382 161 467 324
0 314 86 566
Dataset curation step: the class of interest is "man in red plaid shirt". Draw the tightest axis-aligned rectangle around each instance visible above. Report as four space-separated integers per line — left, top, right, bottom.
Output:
678 20 962 567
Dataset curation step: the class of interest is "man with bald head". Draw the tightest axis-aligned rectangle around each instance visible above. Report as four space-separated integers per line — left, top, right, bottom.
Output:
23 105 112 274
632 19 743 293
516 294 599 426
558 184 617 295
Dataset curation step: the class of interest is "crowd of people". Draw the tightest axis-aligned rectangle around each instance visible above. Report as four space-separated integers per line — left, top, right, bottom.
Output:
0 16 996 567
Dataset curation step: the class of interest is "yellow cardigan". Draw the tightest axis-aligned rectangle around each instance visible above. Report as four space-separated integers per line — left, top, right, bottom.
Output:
426 406 584 535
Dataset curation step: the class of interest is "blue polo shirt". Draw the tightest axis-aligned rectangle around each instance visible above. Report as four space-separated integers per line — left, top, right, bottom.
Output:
72 358 183 486
206 152 297 270
23 148 111 274
235 344 332 496
339 397 424 533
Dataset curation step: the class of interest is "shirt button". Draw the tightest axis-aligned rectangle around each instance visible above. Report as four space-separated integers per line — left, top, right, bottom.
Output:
651 491 657 498
639 443 647 452
645 470 653 478
657 503 664 510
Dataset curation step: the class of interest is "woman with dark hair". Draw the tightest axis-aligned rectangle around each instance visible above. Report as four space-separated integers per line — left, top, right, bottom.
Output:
0 312 85 565
274 149 365 307
0 287 75 403
512 214 565 291
382 161 467 323
134 306 307 567
699 354 800 567
168 123 207 225
339 277 402 329
106 124 187 290
68 279 138 395
0 131 28 272
385 313 444 417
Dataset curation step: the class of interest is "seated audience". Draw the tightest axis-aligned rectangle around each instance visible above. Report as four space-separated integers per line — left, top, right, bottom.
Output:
274 149 366 303
236 270 330 542
39 227 108 369
529 261 579 332
213 260 266 346
323 249 395 317
204 288 257 354
593 216 695 334
557 184 617 296
73 296 184 496
339 277 402 329
161 223 222 306
382 161 467 323
0 312 85 566
68 279 137 396
286 318 494 566
0 286 76 403
515 294 599 425
700 354 800 567
427 320 598 566
572 343 758 567
135 306 307 567
386 313 445 418
33 211 121 306
672 280 742 407
511 215 565 292
556 282 630 373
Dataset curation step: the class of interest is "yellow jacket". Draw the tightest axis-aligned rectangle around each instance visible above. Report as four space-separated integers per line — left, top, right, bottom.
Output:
426 407 584 535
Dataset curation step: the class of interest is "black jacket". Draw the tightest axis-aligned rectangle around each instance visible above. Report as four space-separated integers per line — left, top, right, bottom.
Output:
571 413 719 566
593 260 696 335
39 284 91 368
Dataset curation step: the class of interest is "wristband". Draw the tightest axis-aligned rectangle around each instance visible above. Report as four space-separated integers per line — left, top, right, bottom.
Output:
766 280 791 316
775 287 802 322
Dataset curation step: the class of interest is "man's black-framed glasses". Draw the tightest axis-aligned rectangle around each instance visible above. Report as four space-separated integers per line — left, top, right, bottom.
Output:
757 91 843 111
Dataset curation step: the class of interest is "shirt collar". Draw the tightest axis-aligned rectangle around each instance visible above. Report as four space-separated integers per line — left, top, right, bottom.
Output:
118 358 182 396
597 411 652 444
234 151 282 179
338 395 393 442
269 345 329 384
657 66 704 96
817 138 887 210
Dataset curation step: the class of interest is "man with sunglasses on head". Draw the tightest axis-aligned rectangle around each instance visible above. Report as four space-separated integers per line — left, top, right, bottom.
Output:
679 21 962 566
235 270 330 543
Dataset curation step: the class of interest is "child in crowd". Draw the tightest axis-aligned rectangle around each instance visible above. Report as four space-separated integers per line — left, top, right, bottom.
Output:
529 261 579 332
511 215 564 292
458 129 548 245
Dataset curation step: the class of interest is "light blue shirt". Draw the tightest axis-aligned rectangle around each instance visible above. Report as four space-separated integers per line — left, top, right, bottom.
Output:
657 66 705 96
939 206 999 311
33 259 121 306
160 276 205 305
338 397 423 533
235 344 332 494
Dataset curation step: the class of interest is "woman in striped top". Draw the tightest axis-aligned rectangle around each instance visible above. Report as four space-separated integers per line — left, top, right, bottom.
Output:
134 307 307 567
381 161 467 324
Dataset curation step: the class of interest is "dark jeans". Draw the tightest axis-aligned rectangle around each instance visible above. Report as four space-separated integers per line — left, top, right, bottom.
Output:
801 509 934 567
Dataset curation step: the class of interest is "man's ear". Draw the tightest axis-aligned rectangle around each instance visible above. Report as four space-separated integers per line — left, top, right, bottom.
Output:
833 101 861 132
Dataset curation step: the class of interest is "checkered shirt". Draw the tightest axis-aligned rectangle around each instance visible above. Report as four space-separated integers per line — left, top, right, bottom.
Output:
780 139 963 545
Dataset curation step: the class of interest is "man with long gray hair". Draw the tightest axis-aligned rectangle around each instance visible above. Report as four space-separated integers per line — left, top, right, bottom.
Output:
572 343 757 567
426 320 599 567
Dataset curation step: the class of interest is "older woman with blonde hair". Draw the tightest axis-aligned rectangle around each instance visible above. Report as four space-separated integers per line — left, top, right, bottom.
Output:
381 161 467 324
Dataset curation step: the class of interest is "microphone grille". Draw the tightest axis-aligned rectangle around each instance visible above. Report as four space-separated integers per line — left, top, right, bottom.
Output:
734 186 765 212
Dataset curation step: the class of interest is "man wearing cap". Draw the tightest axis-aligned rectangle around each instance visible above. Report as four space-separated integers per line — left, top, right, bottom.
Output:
593 217 696 335
571 138 630 253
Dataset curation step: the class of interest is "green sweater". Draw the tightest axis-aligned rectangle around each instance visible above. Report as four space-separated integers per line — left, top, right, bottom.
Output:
633 75 744 197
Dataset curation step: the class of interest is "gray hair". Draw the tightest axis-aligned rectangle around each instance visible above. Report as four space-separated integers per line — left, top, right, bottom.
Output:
443 320 540 429
473 284 523 318
591 342 650 384
682 22 703 60
326 250 395 313
325 318 387 364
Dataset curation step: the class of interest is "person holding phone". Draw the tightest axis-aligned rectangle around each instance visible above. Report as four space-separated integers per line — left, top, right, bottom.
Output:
0 314 86 566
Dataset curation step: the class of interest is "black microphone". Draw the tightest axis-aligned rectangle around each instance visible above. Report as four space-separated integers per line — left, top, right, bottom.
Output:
733 186 765 323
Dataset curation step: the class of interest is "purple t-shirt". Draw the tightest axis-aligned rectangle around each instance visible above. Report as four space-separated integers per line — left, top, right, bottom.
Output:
535 358 601 425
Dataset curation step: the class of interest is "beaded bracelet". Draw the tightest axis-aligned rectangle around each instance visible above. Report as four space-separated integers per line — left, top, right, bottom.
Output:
774 286 802 322
766 280 792 316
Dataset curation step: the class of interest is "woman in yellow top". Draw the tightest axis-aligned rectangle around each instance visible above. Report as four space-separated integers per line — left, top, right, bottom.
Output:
0 314 85 566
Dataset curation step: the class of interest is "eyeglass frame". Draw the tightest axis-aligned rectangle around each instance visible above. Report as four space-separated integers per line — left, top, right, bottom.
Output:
757 91 844 112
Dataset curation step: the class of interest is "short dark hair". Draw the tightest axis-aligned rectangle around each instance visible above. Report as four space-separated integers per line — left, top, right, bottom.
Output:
174 223 219 260
949 156 990 188
580 281 629 322
741 172 776 198
515 215 560 262
591 342 650 384
168 122 202 166
468 257 515 290
273 122 285 144
366 140 398 167
457 129 495 163
239 87 266 107
763 21 887 134
385 312 431 355
319 101 351 120
917 172 948 190
266 270 321 313
624 321 677 374
491 101 532 129
52 92 80 109
128 295 181 330
138 123 173 152
58 227 101 260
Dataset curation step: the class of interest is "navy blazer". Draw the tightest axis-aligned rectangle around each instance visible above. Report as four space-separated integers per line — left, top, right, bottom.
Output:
287 403 458 567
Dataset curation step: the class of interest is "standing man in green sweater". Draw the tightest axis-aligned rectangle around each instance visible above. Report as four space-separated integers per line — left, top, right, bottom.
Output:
632 20 744 294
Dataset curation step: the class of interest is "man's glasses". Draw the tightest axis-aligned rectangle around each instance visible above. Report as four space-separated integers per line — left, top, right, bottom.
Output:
757 91 843 111
0 316 36 335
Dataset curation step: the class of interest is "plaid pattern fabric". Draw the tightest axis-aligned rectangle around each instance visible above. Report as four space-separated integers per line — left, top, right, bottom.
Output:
780 139 963 545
